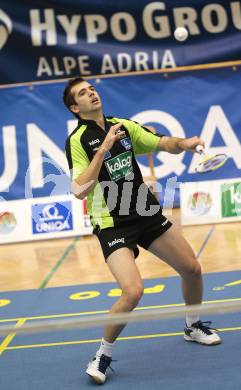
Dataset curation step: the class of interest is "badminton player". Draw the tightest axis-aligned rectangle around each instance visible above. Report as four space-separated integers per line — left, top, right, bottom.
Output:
63 77 221 385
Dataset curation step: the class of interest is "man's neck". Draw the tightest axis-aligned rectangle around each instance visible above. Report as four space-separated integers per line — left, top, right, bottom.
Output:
80 111 105 130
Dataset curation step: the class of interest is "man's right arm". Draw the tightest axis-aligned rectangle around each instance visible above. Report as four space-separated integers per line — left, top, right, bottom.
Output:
72 122 124 199
72 147 106 199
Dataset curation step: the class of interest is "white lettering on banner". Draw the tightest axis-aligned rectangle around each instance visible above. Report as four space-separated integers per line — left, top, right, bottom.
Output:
173 7 200 35
135 52 148 71
0 9 13 49
63 57 77 75
38 56 65 76
0 126 18 192
37 50 175 76
143 2 170 38
230 185 241 204
232 2 241 29
0 121 77 195
131 110 186 178
189 106 241 173
30 9 57 46
201 4 228 33
37 57 52 76
100 50 175 74
117 53 132 72
37 56 91 77
84 15 108 43
76 56 91 74
29 3 241 48
36 219 71 233
56 15 81 44
52 57 64 76
101 54 116 73
26 124 69 188
110 13 136 41
162 50 176 68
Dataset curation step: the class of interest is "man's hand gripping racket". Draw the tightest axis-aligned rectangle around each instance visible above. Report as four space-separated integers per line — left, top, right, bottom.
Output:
195 145 228 173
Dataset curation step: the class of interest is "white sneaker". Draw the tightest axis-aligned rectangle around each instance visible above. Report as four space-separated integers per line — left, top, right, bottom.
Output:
184 320 222 345
86 354 112 384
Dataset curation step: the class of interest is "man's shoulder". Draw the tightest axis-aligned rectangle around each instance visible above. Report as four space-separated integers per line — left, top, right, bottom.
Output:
106 116 134 126
66 123 87 141
65 123 87 145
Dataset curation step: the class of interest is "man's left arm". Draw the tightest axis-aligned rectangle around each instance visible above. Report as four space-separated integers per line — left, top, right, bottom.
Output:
117 119 205 155
158 136 205 154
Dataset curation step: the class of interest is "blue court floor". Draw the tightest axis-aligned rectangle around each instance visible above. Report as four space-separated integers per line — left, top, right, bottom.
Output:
0 271 241 390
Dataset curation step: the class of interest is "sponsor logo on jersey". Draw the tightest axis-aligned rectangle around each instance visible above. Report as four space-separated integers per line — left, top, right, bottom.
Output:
108 237 125 247
105 151 133 181
89 139 100 146
120 137 132 150
104 150 111 160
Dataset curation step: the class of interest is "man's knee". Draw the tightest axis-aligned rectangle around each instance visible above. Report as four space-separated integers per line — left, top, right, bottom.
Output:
183 257 202 279
122 284 144 306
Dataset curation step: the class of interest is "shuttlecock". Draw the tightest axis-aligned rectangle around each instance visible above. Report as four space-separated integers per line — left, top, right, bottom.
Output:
174 27 188 42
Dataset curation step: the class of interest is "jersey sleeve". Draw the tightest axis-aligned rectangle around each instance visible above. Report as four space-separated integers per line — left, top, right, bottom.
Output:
65 133 90 180
117 118 161 155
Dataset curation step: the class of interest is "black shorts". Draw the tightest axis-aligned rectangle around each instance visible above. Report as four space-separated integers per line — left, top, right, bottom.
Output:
94 212 172 261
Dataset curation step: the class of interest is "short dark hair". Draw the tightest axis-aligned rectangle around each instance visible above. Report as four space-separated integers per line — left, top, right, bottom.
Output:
63 77 86 112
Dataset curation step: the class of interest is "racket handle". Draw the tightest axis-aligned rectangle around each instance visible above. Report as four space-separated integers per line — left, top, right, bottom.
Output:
195 145 204 154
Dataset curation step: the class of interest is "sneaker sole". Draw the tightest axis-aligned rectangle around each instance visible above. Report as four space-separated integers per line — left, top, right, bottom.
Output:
86 368 105 384
184 334 222 345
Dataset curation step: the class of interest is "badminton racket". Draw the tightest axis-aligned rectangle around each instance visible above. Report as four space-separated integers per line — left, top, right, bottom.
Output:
195 145 228 173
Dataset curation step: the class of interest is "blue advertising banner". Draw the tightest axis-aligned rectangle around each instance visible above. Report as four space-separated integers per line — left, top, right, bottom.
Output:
32 201 73 235
0 67 241 206
0 0 241 84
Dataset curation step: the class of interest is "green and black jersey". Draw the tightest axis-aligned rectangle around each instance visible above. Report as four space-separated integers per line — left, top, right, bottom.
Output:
65 116 162 229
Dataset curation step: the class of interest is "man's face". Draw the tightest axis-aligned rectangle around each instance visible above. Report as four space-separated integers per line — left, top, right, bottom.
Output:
70 81 102 116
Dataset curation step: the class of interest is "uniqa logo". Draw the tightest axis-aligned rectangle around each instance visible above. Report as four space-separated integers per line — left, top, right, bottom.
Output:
32 201 73 234
0 9 13 49
188 192 212 216
107 155 132 174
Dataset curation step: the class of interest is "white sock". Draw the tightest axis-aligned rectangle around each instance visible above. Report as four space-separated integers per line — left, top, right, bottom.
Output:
186 315 200 327
96 338 113 358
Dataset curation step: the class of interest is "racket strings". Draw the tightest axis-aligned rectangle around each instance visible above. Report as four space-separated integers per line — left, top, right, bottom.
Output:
196 153 227 173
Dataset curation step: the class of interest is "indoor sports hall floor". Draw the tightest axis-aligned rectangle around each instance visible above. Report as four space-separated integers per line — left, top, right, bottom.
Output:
1 211 241 389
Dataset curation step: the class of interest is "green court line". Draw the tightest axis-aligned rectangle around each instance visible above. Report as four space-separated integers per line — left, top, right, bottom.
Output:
5 326 241 351
196 225 215 259
39 236 80 289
